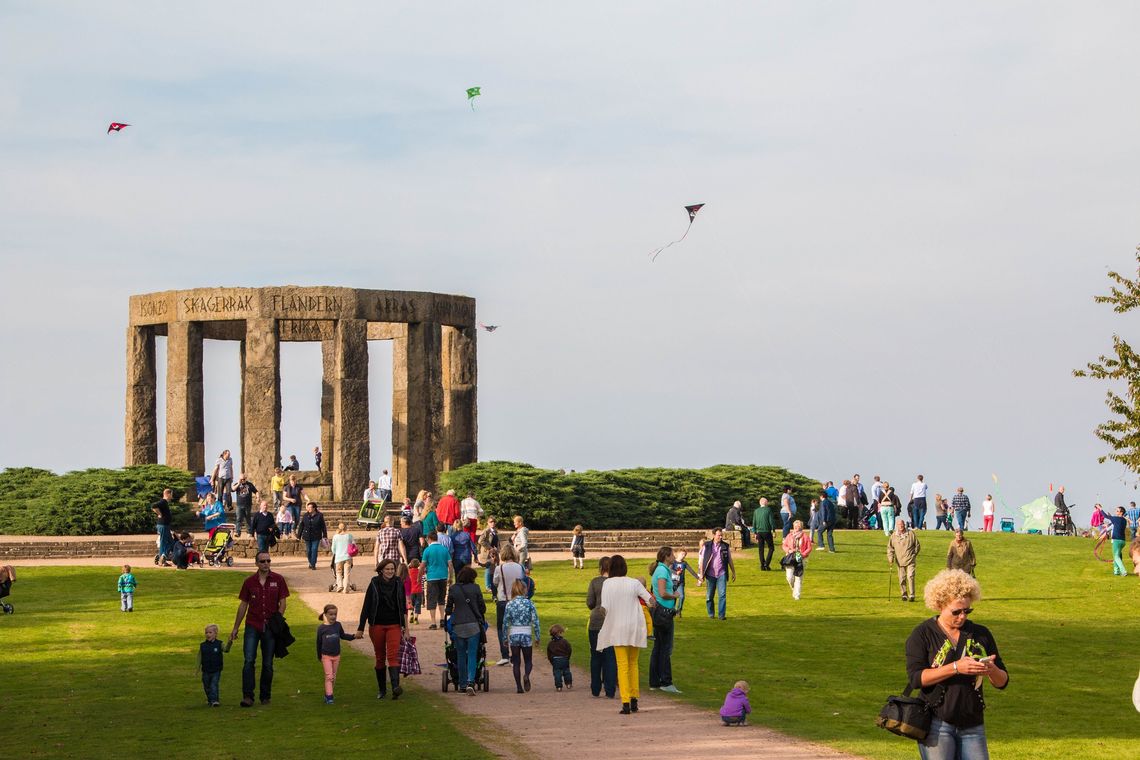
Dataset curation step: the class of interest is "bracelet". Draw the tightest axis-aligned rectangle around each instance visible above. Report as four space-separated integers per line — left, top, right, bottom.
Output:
952 662 958 673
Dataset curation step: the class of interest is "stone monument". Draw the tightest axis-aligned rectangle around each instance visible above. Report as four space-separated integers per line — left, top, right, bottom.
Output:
124 287 477 502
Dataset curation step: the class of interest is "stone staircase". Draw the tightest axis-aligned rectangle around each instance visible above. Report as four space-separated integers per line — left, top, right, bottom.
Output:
0 528 741 561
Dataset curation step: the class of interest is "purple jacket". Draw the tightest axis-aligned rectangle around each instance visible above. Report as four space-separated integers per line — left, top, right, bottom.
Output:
720 687 752 718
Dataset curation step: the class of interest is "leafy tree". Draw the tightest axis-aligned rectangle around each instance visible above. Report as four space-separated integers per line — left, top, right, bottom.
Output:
1074 246 1140 471
438 461 822 530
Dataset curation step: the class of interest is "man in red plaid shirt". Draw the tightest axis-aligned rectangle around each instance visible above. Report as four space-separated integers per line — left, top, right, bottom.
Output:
375 515 403 564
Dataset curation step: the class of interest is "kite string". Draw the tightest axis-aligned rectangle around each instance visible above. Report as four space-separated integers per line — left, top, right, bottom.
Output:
648 221 693 262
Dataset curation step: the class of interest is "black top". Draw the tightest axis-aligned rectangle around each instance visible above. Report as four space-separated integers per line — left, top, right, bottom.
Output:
199 639 224 673
233 481 257 508
316 621 354 658
444 582 486 626
152 498 171 526
400 523 423 561
251 512 276 536
297 510 327 541
905 618 1008 729
358 576 407 629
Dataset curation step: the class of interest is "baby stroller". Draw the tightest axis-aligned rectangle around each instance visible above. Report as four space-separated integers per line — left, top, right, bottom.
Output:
204 524 236 567
1051 508 1077 536
440 616 490 693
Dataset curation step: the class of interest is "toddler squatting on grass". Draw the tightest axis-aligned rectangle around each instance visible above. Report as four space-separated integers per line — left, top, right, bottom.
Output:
719 680 752 726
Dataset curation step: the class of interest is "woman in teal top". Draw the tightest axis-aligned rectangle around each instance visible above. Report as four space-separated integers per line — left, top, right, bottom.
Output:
649 546 681 693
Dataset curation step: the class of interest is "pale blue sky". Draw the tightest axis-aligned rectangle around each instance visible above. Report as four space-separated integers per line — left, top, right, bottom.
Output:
3 2 1140 525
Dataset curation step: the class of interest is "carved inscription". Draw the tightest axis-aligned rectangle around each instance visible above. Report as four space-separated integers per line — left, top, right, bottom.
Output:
435 298 475 324
139 299 168 317
279 319 332 341
183 292 254 314
271 294 344 313
376 296 418 321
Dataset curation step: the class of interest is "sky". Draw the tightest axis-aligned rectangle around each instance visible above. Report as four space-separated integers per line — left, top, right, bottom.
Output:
3 2 1140 527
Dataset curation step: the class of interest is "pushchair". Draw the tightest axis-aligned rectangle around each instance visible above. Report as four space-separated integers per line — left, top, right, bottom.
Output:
1050 508 1077 536
440 616 490 693
204 524 236 567
356 500 384 531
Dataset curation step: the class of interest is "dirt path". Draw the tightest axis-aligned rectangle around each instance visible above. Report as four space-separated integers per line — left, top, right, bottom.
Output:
10 551 861 760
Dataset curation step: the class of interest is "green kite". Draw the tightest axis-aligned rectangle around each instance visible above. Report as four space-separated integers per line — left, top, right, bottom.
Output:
466 86 481 110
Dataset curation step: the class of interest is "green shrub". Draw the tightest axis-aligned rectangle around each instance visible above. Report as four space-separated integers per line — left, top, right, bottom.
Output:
0 464 194 535
438 461 821 529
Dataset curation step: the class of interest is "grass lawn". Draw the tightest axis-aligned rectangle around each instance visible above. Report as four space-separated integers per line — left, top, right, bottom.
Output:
0 566 493 760
530 530 1137 760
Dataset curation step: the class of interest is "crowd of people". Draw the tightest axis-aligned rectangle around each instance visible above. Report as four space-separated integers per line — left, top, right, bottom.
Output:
126 464 1140 759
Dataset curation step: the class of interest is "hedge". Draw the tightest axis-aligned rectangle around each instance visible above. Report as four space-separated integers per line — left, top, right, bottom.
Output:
0 465 194 535
437 461 822 530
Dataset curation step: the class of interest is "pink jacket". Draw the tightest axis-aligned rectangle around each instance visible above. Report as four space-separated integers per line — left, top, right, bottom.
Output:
782 531 813 557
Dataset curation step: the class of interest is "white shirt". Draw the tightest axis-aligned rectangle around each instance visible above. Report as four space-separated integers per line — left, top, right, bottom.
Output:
595 576 652 650
982 499 995 516
910 481 928 500
492 561 524 601
363 487 381 502
377 474 392 491
460 497 483 521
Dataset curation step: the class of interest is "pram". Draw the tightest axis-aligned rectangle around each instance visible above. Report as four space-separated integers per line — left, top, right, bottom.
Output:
440 616 490 693
204 524 236 567
1050 508 1077 536
356 499 384 531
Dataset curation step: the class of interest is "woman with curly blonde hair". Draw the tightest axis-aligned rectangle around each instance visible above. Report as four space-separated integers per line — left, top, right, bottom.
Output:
904 569 1009 759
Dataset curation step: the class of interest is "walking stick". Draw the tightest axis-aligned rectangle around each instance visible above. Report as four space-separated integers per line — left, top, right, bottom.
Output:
888 560 893 602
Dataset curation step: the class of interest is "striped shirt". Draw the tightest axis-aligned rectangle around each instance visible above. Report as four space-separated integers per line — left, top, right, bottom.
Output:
951 493 971 512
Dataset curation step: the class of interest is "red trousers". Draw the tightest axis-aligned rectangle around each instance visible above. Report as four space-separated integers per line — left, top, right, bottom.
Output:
369 624 402 668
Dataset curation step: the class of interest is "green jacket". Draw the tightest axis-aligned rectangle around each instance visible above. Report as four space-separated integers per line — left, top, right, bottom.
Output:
752 505 780 533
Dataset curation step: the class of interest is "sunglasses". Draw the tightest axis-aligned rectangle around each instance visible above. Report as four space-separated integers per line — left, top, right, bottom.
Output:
949 607 973 617
257 559 272 564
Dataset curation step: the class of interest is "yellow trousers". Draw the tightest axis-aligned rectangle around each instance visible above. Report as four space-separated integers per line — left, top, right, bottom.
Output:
614 645 641 702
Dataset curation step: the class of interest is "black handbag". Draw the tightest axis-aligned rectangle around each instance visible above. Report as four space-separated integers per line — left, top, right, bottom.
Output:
651 602 676 628
875 684 943 741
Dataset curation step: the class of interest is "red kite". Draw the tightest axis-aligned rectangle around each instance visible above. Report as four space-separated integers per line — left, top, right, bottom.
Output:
107 122 130 134
649 203 705 262
478 322 498 332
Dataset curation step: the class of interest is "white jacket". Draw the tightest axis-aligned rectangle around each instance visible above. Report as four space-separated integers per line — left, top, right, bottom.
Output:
595 576 652 650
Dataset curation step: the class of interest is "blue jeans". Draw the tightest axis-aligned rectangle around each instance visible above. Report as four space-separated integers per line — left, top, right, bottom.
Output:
305 539 320 568
935 514 950 530
156 525 173 559
815 524 834 551
242 625 276 701
705 573 727 619
234 505 250 536
919 717 990 760
588 628 617 697
781 513 793 537
551 655 573 688
955 511 968 531
201 670 220 703
256 533 271 554
454 633 480 689
913 498 927 528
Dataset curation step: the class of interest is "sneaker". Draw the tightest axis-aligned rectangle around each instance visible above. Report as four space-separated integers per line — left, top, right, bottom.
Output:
523 676 531 692
429 624 438 630
466 685 476 696
619 703 631 715
210 701 220 707
496 658 510 666
659 684 682 694
630 697 639 712
260 698 271 705
649 686 659 690
565 683 573 690
517 687 525 694
324 696 334 704
240 697 253 708
556 686 563 692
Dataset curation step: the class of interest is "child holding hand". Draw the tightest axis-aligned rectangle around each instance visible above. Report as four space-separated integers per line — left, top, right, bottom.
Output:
317 604 358 704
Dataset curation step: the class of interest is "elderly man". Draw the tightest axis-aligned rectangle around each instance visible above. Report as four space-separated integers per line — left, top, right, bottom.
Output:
752 497 779 571
887 519 921 602
436 489 461 528
724 500 751 548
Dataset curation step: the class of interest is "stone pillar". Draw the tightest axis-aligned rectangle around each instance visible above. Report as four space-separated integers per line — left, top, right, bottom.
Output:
394 321 443 499
332 319 370 501
320 337 336 477
125 325 158 465
241 318 281 491
442 325 478 470
165 321 205 474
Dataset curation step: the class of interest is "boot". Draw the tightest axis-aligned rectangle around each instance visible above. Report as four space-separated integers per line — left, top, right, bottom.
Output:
630 697 639 713
389 667 403 700
375 667 387 699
